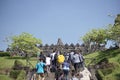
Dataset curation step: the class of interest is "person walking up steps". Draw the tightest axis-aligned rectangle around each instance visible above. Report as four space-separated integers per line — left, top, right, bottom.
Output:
57 51 65 69
78 50 85 71
39 51 46 63
36 58 46 80
45 54 51 76
72 50 80 73
55 66 64 80
62 60 70 80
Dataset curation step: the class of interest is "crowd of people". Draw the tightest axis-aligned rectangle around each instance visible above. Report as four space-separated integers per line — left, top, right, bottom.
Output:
34 49 89 80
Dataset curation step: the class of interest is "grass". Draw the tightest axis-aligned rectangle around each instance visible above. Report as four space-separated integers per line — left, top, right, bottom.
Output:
84 48 120 80
0 57 15 70
0 56 37 70
0 56 37 80
0 74 12 80
84 51 100 66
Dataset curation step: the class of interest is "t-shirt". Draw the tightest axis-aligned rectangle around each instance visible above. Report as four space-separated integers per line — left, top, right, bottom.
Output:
63 62 70 70
36 62 46 73
46 57 51 65
50 52 56 60
73 54 80 63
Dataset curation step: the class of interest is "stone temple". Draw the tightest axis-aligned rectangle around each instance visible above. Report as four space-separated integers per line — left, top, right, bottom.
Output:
38 38 106 54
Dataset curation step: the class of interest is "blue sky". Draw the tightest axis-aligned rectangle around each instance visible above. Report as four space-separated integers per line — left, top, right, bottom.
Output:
0 0 120 51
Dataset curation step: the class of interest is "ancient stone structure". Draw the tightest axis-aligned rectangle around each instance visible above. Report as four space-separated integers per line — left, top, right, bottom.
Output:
39 38 106 54
39 38 84 54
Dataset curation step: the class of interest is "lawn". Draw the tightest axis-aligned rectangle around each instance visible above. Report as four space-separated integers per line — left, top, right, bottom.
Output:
0 74 12 80
84 48 120 80
0 57 37 70
0 56 37 80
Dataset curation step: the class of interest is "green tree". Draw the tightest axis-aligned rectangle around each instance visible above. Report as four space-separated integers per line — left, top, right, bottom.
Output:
82 14 120 50
9 32 42 56
82 29 107 44
82 28 107 52
115 14 120 26
108 14 120 48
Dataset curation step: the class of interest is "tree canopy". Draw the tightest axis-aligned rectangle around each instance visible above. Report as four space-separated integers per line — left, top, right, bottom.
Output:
9 32 42 55
82 14 120 51
82 28 107 45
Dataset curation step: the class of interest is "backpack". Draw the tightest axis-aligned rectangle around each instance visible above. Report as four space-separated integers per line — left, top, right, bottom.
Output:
63 62 70 70
57 55 65 64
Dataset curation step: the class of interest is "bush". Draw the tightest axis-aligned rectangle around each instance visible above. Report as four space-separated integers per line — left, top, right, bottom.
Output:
0 52 10 57
118 58 120 64
101 68 113 76
96 69 105 80
9 70 21 79
32 53 37 57
0 74 12 80
16 70 26 80
13 60 25 70
98 58 109 64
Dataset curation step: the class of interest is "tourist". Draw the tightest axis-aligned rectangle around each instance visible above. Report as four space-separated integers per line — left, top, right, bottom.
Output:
57 51 65 69
55 66 64 80
62 60 70 80
78 50 85 70
36 58 46 80
69 50 75 64
64 51 70 62
45 54 51 75
50 50 56 66
72 50 81 73
39 51 46 63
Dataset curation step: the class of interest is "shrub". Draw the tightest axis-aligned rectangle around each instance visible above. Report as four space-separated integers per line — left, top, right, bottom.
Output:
16 70 26 80
101 68 113 76
98 58 109 64
13 60 24 70
0 74 12 80
9 70 21 79
0 52 10 57
96 69 104 80
118 58 120 64
32 53 37 57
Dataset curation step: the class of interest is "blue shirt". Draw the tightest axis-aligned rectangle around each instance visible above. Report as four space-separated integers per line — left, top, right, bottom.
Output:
62 61 70 70
36 62 46 73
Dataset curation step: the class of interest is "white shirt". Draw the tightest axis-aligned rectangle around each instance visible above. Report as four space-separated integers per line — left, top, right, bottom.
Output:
46 57 51 65
50 52 56 60
73 54 80 63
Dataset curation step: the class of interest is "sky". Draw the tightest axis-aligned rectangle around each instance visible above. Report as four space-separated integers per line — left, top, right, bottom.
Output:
0 0 120 51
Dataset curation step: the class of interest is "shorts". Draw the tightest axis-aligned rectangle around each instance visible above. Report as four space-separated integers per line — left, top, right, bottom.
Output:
37 73 45 80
